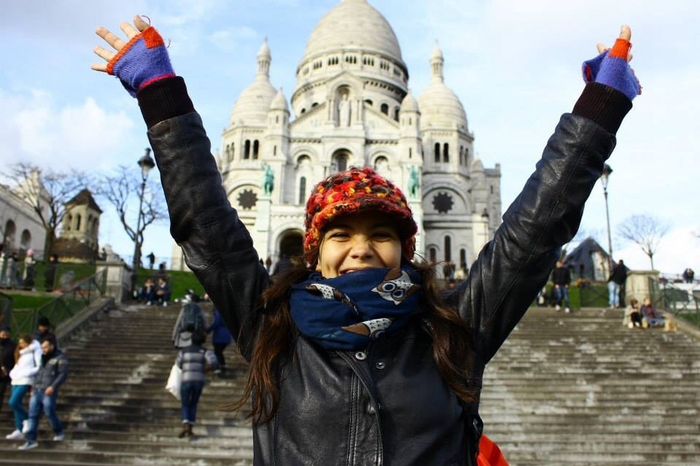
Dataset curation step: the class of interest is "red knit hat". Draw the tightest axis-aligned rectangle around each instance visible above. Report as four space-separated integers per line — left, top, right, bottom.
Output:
304 167 417 265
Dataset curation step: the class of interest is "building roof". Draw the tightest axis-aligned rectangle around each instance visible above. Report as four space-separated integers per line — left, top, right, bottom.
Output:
418 45 468 131
303 0 404 64
66 189 102 214
231 39 277 125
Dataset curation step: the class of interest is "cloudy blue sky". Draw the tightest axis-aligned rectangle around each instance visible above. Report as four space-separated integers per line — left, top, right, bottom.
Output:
1 0 698 275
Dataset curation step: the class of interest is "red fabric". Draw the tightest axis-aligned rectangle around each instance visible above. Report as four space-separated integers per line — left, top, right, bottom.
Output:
477 435 509 466
303 167 417 265
609 38 631 60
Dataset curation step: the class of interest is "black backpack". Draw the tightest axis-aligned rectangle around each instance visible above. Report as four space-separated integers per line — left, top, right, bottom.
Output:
181 303 203 333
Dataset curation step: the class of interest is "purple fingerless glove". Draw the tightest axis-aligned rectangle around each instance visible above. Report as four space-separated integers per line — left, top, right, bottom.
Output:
582 38 641 101
107 27 175 97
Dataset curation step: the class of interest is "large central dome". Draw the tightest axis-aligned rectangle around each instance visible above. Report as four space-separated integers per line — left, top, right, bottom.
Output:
303 0 404 64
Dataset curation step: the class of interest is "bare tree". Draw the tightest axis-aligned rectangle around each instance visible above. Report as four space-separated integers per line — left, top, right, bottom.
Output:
2 163 89 256
97 165 167 274
617 215 670 270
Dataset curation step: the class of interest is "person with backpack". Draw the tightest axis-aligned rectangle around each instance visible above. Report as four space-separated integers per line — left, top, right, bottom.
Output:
172 302 206 349
175 331 218 438
93 17 639 466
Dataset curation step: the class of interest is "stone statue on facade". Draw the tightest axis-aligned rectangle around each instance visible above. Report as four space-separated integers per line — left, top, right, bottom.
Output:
263 165 275 195
338 94 351 127
409 165 420 199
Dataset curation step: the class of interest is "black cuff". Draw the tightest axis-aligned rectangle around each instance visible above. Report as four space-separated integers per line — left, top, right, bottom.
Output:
572 82 632 134
137 77 195 128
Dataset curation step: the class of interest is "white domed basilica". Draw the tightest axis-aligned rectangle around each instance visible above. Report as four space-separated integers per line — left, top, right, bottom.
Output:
173 0 501 275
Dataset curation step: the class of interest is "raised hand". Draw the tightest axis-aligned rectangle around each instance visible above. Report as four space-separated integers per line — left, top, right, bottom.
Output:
583 25 641 101
92 16 175 97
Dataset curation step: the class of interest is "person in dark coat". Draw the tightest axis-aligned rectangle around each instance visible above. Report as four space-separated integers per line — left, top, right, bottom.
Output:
19 336 68 450
93 18 640 466
44 254 59 292
608 259 628 309
0 326 17 413
206 308 234 374
551 260 572 312
34 317 57 348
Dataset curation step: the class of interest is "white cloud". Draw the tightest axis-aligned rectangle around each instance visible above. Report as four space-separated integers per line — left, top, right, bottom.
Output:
0 88 134 171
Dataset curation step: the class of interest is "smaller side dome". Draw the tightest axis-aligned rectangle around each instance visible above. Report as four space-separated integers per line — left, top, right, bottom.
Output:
400 91 419 113
270 88 289 112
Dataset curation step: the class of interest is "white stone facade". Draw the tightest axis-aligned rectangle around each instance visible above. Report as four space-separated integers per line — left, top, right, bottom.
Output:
172 0 501 275
0 178 47 259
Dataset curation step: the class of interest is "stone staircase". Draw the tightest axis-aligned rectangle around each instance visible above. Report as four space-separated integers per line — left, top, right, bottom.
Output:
0 303 254 465
480 307 700 465
1 304 698 465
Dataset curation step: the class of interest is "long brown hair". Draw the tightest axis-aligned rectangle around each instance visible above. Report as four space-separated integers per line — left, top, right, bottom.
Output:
232 261 476 425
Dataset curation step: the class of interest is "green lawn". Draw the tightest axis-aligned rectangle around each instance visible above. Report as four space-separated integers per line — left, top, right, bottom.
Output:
6 294 55 311
136 268 205 301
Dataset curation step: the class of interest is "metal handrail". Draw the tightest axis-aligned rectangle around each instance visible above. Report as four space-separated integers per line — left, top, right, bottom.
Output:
10 269 108 336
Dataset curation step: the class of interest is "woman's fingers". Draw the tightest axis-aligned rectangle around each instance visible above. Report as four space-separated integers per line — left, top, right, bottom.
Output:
91 63 108 73
96 27 126 51
120 22 140 40
134 15 150 32
619 25 631 41
94 46 115 62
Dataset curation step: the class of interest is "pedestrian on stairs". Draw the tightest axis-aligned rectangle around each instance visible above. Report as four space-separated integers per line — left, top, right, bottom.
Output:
608 260 627 309
5 335 41 441
206 308 233 375
173 302 206 349
175 331 218 438
551 261 572 313
0 326 16 413
19 336 68 451
93 17 639 466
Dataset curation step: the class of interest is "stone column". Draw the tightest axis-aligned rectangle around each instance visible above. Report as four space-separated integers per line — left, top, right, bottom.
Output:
96 261 131 304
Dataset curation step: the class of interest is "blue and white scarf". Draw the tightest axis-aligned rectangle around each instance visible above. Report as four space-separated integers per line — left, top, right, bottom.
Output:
290 267 422 350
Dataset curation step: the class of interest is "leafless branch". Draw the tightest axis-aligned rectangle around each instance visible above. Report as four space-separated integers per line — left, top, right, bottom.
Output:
617 214 670 270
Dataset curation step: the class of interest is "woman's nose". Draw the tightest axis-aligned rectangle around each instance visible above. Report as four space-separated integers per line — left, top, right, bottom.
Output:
349 237 373 259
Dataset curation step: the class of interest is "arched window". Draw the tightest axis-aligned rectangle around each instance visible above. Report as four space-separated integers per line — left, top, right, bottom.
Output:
443 143 449 163
444 236 451 262
301 108 306 114
244 140 251 159
374 156 389 176
429 247 437 264
298 176 307 205
460 249 467 269
394 107 400 121
434 143 440 163
253 140 260 159
409 148 413 159
76 214 82 231
311 102 319 108
459 146 464 165
332 152 349 172
20 230 31 251
364 99 373 107
229 143 235 161
273 145 277 156
380 103 389 115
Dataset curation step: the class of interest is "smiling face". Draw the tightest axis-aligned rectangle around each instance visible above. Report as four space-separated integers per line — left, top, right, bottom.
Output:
317 211 402 279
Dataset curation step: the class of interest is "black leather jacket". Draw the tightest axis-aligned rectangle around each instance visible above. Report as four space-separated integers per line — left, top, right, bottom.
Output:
138 78 630 465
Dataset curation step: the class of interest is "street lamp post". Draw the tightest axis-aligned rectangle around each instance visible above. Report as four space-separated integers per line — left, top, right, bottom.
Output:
132 148 156 294
601 163 614 263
